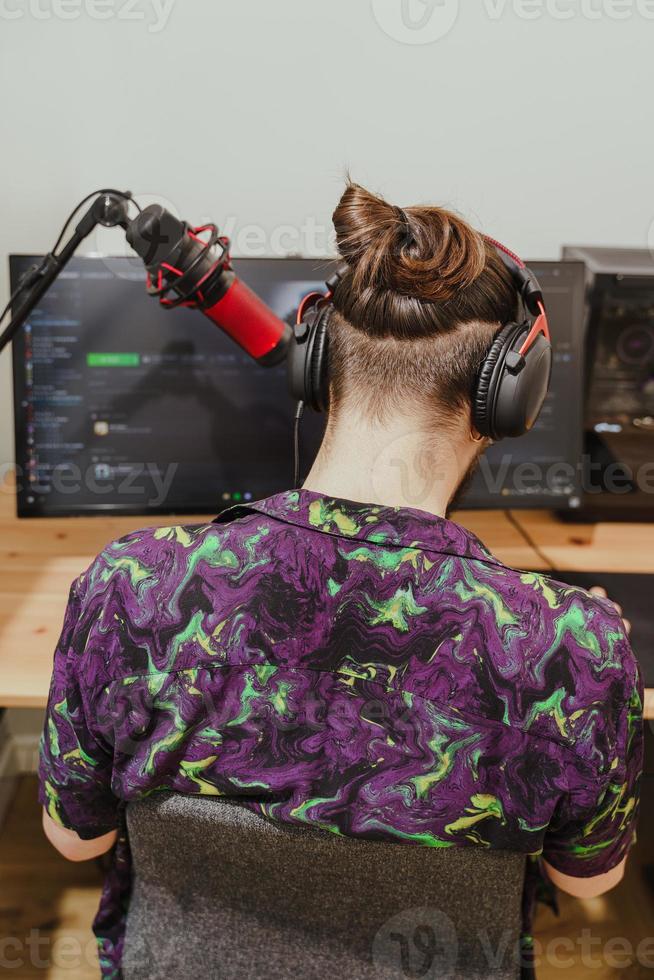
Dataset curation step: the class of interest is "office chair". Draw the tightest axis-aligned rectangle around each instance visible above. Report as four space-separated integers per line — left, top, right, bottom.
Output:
123 793 526 980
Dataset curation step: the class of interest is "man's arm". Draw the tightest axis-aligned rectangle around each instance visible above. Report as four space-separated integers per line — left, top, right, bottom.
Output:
541 588 642 899
39 578 119 852
543 857 626 899
42 810 117 862
543 587 635 900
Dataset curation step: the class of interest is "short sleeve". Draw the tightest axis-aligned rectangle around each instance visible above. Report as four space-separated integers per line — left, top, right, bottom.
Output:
38 580 118 840
543 606 643 878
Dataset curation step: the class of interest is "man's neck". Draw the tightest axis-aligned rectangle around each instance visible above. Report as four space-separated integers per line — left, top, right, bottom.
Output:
303 411 476 520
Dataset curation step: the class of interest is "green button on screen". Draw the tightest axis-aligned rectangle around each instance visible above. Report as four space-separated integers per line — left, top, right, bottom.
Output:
87 353 140 368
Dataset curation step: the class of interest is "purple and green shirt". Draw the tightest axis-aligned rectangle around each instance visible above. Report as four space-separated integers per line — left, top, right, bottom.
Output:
38 490 643 978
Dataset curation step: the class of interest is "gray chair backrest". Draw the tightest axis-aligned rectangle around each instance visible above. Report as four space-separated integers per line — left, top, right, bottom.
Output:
124 793 526 980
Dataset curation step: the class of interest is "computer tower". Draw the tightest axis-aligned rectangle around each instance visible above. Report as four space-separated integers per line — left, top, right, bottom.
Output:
562 246 654 521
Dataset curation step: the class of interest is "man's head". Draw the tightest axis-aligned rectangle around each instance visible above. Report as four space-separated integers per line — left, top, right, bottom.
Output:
327 181 519 433
303 181 521 514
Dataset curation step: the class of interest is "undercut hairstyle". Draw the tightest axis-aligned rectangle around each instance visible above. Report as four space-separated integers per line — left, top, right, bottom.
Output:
327 182 520 428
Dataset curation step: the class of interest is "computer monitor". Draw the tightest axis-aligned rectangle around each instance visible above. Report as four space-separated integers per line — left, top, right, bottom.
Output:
10 255 585 517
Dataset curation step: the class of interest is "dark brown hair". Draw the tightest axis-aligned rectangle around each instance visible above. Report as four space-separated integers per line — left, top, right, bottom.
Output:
328 182 519 426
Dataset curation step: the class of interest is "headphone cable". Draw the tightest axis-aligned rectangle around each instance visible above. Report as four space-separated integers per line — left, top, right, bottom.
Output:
504 509 556 573
293 400 305 489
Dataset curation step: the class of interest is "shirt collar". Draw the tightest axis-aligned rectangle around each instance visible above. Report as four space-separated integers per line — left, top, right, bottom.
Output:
215 489 502 566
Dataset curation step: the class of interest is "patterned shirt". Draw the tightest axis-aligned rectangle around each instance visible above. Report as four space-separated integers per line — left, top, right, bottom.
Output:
38 490 643 979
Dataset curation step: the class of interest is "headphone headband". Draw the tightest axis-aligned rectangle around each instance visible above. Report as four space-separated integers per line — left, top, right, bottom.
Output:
484 236 546 319
317 248 545 322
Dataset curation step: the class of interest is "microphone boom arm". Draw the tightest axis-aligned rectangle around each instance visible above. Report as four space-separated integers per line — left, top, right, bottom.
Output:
0 191 133 356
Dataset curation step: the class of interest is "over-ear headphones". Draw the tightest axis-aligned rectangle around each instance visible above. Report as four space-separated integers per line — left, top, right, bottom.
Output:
287 240 552 442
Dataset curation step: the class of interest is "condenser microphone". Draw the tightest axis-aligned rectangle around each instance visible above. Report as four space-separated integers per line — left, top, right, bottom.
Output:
126 205 291 365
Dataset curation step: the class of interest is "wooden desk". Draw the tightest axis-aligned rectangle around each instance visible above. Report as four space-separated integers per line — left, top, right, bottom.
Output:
0 480 652 716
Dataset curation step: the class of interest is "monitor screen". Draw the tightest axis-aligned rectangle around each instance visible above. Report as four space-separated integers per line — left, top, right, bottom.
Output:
10 255 585 517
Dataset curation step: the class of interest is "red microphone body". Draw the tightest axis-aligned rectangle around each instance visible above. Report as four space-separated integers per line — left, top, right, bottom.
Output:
126 205 291 365
203 276 290 362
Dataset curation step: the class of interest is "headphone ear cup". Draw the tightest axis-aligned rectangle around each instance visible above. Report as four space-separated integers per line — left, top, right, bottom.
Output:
309 306 332 412
494 331 552 439
286 304 332 412
473 323 521 439
474 322 552 441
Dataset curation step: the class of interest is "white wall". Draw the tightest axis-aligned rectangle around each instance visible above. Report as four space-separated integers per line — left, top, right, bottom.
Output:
1 0 653 463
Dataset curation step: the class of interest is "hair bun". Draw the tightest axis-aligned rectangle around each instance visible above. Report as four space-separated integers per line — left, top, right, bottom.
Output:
333 182 487 304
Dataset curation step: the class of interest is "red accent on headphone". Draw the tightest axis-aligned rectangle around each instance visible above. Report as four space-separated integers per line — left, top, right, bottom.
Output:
518 301 550 357
483 236 527 270
296 290 334 325
485 237 550 353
